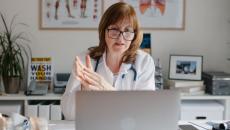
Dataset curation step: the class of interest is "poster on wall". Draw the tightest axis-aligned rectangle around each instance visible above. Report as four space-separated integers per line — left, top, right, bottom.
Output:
40 0 103 29
28 57 53 86
103 0 185 30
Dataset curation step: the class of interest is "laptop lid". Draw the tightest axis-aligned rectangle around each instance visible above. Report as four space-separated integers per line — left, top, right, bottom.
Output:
75 90 180 130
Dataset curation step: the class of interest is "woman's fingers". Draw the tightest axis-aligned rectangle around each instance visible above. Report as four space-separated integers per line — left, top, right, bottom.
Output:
80 78 100 91
78 75 90 89
75 56 88 79
78 73 101 90
88 85 100 90
83 74 100 86
79 78 90 90
76 56 85 69
84 67 101 78
86 55 93 70
75 55 104 91
82 68 100 82
82 69 105 90
75 57 82 79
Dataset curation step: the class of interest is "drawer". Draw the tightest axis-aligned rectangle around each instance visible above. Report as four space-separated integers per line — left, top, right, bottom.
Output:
181 100 224 120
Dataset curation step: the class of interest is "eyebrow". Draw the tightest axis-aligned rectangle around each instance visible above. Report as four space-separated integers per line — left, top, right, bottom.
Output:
108 25 134 31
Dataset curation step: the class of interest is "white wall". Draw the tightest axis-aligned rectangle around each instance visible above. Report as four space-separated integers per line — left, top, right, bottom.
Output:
1 0 230 78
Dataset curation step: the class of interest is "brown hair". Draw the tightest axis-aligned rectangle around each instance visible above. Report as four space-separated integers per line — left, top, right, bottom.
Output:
89 2 143 64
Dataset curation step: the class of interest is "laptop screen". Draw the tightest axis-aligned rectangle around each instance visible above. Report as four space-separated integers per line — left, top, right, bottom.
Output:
75 90 180 130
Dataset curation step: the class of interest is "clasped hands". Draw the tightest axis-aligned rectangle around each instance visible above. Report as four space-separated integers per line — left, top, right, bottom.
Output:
75 55 115 91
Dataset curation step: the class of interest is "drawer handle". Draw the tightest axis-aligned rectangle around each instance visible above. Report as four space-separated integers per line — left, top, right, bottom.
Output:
196 116 206 120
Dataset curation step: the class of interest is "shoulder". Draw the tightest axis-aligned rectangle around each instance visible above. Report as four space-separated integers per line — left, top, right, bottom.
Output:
135 50 154 65
134 50 155 72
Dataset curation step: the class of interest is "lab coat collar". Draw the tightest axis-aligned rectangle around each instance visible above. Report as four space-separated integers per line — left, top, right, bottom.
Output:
101 52 132 75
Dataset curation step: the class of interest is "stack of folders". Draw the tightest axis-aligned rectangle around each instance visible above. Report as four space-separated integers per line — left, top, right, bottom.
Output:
169 80 205 96
25 100 62 120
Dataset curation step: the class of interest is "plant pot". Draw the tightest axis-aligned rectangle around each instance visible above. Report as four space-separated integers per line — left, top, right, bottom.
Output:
3 77 20 94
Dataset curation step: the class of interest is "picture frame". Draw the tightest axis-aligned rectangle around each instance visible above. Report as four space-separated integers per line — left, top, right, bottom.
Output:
169 55 203 80
39 0 103 29
103 0 185 30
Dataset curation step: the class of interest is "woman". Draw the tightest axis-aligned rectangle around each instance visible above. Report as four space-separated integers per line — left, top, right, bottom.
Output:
61 2 156 120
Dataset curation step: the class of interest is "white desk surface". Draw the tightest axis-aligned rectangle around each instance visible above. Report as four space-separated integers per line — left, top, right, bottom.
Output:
48 120 228 130
49 120 75 130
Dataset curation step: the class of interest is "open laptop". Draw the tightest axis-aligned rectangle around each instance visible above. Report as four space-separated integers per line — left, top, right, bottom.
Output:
75 90 180 130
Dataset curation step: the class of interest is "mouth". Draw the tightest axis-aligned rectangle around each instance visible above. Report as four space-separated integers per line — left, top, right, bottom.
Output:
114 43 125 46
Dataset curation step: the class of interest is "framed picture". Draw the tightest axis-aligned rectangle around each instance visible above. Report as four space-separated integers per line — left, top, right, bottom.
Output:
39 0 103 29
103 0 185 30
169 55 203 80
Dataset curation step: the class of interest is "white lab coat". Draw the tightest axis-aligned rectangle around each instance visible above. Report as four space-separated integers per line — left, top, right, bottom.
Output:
61 50 156 120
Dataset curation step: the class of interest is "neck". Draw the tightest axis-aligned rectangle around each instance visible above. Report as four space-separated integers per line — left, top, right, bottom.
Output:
106 52 123 74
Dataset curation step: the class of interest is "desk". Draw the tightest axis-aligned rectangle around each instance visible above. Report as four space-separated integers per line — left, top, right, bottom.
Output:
48 120 228 130
49 120 75 130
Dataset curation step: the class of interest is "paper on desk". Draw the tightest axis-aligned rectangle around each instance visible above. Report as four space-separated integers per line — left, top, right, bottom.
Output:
188 121 213 130
188 120 230 130
48 121 75 130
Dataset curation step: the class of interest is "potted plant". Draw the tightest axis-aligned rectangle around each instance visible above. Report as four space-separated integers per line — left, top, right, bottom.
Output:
0 13 31 93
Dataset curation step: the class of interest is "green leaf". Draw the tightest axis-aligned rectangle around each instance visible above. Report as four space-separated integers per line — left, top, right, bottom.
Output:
0 12 32 79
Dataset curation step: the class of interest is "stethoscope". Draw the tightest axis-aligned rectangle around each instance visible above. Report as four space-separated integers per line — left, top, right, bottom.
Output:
94 59 137 81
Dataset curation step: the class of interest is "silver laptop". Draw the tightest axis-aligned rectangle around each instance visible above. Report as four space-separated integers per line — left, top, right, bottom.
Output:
75 90 180 130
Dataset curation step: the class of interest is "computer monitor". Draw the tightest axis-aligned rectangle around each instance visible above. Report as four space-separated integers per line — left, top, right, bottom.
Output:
75 90 180 130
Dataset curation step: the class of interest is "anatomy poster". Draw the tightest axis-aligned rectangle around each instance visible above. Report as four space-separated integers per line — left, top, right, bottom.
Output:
40 0 103 29
104 0 185 30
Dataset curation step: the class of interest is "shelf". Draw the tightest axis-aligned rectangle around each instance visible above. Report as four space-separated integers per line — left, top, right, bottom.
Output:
1 91 229 101
1 91 230 120
0 91 62 100
181 94 230 100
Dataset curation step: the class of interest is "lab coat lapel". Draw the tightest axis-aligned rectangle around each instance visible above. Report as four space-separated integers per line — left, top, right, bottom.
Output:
96 52 114 85
95 52 133 89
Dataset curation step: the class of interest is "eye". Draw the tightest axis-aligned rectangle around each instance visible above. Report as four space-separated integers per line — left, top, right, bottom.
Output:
109 28 119 31
108 28 120 34
108 25 118 30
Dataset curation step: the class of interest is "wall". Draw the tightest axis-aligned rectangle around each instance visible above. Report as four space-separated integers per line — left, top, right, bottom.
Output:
0 0 230 78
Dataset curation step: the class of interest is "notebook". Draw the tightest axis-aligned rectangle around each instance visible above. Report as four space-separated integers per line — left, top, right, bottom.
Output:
75 90 180 130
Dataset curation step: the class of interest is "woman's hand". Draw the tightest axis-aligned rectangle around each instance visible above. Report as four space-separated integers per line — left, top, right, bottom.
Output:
74 55 115 91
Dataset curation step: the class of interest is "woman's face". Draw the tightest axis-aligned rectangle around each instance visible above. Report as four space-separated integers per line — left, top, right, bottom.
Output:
105 18 134 55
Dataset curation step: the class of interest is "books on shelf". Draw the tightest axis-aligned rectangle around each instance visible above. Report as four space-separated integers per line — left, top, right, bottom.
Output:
171 86 205 96
169 80 205 95
174 85 205 93
180 90 205 96
169 80 204 88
